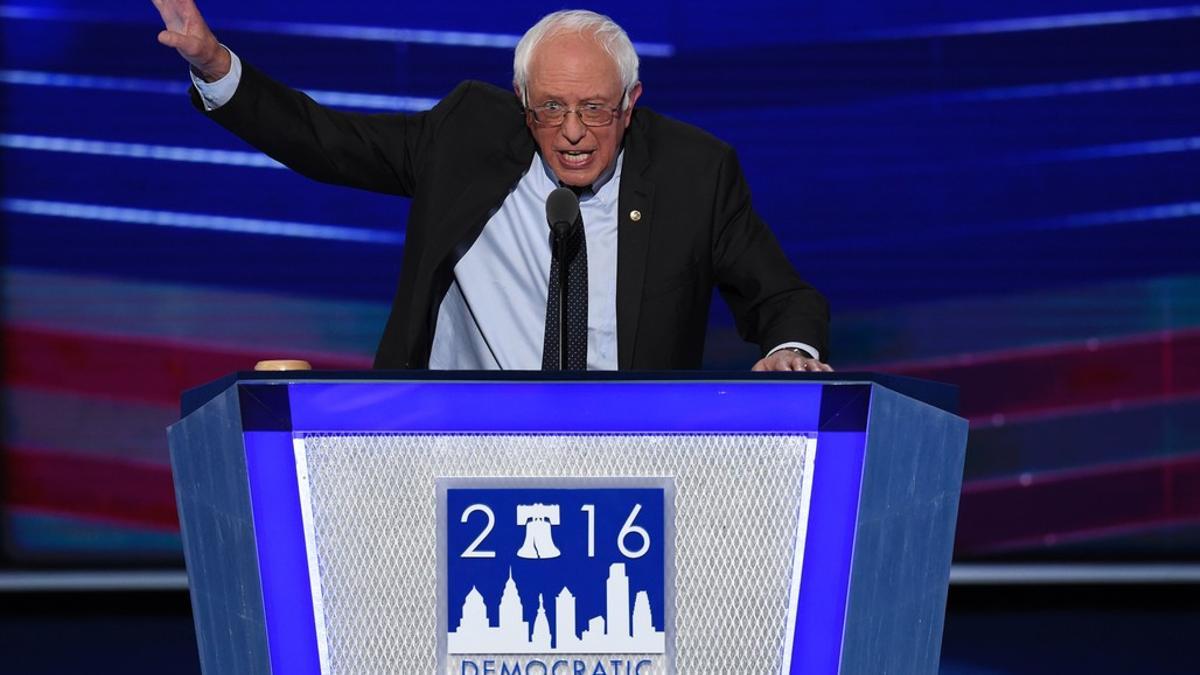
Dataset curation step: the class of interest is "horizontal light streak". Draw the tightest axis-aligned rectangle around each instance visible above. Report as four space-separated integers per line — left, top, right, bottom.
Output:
851 5 1200 40
0 5 674 56
811 69 1200 112
947 70 1200 103
0 569 188 592
1037 201 1200 230
945 200 1200 239
0 133 284 168
1015 136 1200 162
944 135 1200 168
2 198 405 245
807 200 1200 252
949 563 1200 585
0 69 439 111
0 68 181 94
227 18 676 57
702 69 1200 119
807 136 1200 181
305 88 438 111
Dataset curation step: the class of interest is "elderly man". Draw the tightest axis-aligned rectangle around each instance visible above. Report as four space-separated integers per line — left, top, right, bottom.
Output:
152 2 832 372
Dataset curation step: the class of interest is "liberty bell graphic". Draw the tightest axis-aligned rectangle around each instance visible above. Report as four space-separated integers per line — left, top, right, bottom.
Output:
516 503 561 559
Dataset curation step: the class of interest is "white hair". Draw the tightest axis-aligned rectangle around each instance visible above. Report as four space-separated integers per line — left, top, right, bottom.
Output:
513 9 640 108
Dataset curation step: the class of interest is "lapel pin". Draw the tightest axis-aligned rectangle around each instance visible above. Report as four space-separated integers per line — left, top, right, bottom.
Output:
630 210 642 222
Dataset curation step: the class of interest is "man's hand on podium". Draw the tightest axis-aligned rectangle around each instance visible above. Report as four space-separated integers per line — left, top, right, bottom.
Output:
752 349 834 372
151 0 230 82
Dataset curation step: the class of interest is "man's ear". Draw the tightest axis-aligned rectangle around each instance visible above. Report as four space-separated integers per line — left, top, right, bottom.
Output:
623 82 643 127
626 82 643 108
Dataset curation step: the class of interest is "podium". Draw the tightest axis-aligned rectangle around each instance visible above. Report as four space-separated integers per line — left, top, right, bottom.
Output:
169 372 967 674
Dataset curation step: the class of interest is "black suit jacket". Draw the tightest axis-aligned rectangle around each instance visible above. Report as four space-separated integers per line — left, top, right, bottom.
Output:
198 62 829 369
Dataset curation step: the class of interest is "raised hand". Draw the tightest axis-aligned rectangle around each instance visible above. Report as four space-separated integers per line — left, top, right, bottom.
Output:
150 0 230 81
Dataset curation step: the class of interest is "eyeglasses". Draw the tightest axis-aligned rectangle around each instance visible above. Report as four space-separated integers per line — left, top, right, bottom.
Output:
525 100 624 127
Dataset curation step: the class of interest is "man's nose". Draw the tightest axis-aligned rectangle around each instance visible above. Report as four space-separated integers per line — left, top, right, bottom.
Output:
560 111 587 143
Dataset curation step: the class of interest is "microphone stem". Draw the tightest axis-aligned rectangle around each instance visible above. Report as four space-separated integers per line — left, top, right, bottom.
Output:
556 229 570 370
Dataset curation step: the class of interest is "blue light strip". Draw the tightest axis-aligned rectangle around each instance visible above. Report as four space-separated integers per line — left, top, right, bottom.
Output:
822 70 1200 113
0 5 675 56
2 198 406 245
946 70 1200 103
849 5 1200 40
226 19 675 56
724 69 1200 119
286 381 824 433
305 88 438 111
243 432 322 675
824 136 1200 178
0 133 285 168
1008 136 1200 163
0 69 439 111
1032 201 1200 231
0 68 182 95
805 200 1200 252
789 431 868 674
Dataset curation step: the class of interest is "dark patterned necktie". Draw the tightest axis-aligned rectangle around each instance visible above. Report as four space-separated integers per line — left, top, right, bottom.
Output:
542 187 588 370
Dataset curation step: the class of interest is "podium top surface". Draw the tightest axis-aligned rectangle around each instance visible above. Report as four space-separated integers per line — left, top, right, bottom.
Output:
180 370 957 420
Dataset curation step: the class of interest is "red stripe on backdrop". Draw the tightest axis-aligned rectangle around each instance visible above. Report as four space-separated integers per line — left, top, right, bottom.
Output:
876 328 1200 422
4 448 179 531
3 323 373 406
955 451 1200 555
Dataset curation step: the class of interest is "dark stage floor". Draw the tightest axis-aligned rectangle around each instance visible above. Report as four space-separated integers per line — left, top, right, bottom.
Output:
2 582 1199 674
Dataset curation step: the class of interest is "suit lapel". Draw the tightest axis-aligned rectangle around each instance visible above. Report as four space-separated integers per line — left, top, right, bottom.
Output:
415 130 534 363
616 116 655 370
441 132 534 254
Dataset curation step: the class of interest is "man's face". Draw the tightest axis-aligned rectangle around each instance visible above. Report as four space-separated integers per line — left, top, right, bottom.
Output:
521 32 643 187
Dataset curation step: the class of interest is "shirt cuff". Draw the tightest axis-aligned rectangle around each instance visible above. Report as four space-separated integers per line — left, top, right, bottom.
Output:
190 46 241 111
766 342 820 361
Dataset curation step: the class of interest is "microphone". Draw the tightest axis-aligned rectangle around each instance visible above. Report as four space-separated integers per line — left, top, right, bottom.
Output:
545 187 581 371
545 187 580 238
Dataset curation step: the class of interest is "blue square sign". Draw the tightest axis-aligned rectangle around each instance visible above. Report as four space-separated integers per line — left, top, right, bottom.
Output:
440 479 673 673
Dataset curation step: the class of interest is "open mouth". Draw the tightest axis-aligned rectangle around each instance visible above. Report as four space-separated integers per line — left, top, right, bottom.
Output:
558 150 595 167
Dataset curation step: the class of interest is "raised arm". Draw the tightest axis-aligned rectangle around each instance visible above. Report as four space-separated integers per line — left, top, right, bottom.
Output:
151 0 230 82
148 0 440 197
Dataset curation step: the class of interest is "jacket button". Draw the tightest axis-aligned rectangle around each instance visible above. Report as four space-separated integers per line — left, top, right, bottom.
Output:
630 210 642 222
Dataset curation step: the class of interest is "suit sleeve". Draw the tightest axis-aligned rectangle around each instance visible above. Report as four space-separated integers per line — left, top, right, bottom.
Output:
710 147 831 359
191 60 465 197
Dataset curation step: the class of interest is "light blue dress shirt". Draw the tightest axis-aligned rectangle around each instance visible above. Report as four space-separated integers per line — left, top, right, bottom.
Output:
429 152 621 370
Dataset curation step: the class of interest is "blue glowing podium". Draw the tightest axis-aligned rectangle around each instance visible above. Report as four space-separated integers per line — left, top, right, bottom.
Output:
169 372 967 675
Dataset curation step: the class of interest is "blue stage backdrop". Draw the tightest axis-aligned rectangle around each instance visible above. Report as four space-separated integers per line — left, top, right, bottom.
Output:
2 0 1198 562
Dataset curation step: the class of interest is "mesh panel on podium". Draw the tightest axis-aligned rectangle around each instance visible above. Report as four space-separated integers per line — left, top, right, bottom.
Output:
299 433 813 674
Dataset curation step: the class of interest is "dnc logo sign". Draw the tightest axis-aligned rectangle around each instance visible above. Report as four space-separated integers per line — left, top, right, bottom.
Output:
438 479 674 674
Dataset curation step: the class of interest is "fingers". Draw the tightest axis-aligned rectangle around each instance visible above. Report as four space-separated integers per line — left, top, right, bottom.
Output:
151 0 185 31
793 358 833 372
151 0 210 39
157 30 202 57
157 29 224 75
751 350 834 373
